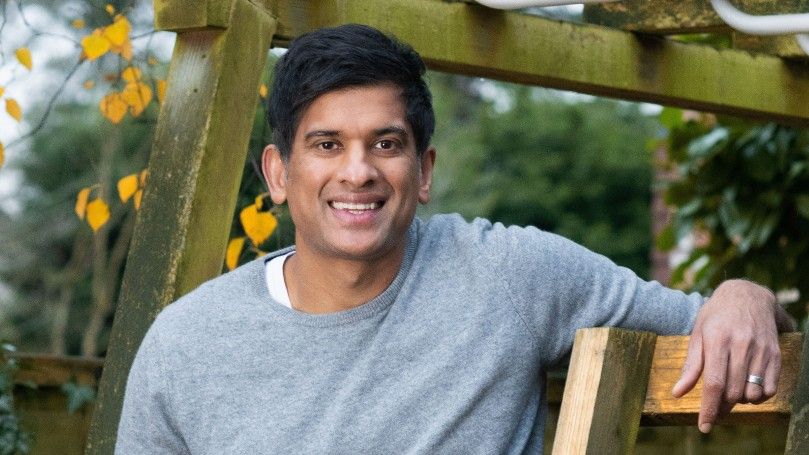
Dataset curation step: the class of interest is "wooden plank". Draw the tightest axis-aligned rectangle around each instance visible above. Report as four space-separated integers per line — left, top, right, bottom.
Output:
785 325 809 454
583 0 809 34
733 33 807 59
642 333 802 426
84 1 276 454
551 328 657 455
269 0 809 126
8 353 103 387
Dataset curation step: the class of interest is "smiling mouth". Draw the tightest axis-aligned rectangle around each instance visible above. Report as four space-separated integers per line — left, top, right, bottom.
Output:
330 201 383 214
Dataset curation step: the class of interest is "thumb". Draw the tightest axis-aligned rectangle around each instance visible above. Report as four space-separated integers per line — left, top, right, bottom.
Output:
673 333 703 398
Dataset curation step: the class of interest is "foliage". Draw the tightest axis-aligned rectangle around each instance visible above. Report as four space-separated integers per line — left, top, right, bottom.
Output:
0 344 29 455
427 75 657 277
60 380 95 415
661 110 809 326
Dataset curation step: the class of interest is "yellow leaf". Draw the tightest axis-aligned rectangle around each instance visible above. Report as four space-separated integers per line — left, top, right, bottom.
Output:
0 86 4 98
71 19 85 29
259 84 268 99
117 174 138 203
133 189 143 209
81 31 110 60
147 56 158 66
83 80 95 90
103 16 130 47
86 198 110 232
122 82 153 116
138 169 149 185
105 4 115 15
121 67 141 83
75 187 91 220
110 38 133 61
5 98 22 122
99 92 127 124
156 79 167 104
254 194 264 210
0 142 4 170
15 48 32 70
239 204 277 246
226 237 245 271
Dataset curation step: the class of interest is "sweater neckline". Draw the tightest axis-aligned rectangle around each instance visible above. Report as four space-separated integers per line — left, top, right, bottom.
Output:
256 221 419 327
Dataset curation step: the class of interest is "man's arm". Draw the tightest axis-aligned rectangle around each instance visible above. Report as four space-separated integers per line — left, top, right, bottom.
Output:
671 279 795 433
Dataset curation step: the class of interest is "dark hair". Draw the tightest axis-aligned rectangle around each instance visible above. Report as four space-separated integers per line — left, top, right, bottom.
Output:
267 24 435 160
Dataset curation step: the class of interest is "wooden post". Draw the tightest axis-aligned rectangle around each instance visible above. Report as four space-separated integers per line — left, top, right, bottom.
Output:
85 1 276 453
785 324 809 454
552 328 657 455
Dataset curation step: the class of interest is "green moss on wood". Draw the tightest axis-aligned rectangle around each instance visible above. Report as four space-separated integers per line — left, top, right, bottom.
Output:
269 0 809 125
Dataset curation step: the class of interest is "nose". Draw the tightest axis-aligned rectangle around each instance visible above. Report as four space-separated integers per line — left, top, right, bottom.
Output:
337 143 379 188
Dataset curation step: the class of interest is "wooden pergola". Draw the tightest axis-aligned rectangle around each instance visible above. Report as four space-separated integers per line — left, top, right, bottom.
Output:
85 1 809 452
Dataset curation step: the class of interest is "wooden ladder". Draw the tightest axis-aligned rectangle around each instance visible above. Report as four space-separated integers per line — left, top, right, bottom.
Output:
551 327 806 454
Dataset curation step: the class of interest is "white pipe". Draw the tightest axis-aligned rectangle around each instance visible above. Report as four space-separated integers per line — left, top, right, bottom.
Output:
710 0 809 35
475 0 617 9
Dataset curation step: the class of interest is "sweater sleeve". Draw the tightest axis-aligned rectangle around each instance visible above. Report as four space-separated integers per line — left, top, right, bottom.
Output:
115 322 190 454
496 222 704 367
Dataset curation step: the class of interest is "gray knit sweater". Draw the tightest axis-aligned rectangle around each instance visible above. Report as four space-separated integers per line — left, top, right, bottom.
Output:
116 214 703 454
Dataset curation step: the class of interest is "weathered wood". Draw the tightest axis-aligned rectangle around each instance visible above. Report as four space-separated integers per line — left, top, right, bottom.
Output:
785 324 809 454
154 0 273 30
551 328 657 455
269 0 809 125
642 333 802 426
85 1 276 453
583 0 809 34
733 33 807 59
8 353 103 387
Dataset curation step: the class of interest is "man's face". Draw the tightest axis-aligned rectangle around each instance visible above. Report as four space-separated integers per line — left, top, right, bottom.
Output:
263 84 435 262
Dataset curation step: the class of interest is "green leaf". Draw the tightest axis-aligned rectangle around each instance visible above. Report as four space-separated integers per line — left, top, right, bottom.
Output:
61 381 96 414
687 127 728 158
655 225 677 252
659 107 683 130
795 195 809 219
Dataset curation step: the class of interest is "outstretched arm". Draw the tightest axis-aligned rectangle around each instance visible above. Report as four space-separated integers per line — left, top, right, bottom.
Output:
671 279 795 433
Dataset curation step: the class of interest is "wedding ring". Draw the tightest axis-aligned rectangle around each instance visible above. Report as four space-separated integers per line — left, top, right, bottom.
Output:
746 374 764 386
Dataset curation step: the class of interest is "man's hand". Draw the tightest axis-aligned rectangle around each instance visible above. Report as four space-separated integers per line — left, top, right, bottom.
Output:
670 279 795 433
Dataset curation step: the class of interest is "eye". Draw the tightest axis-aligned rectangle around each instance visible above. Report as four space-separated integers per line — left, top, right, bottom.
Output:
375 139 399 151
317 141 338 151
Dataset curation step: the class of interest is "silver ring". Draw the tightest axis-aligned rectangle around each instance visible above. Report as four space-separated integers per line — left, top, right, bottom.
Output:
746 374 764 386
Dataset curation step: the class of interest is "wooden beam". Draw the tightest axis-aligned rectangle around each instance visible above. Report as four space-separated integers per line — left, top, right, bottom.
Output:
269 0 809 125
551 328 657 454
85 1 276 453
583 0 809 34
732 33 807 59
642 333 802 426
785 325 809 454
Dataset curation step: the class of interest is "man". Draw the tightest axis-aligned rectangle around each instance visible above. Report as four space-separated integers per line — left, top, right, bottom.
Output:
117 24 793 453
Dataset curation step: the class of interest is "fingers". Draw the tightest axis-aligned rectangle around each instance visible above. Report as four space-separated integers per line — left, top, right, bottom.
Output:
763 343 781 398
673 333 703 398
724 339 750 405
742 347 768 404
697 343 728 433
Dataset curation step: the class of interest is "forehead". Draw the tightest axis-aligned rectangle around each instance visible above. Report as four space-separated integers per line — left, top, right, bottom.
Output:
295 85 411 138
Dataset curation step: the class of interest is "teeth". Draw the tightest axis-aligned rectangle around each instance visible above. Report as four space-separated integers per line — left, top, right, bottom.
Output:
332 201 380 210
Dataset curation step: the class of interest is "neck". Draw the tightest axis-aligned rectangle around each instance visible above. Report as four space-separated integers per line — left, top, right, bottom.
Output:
284 241 407 314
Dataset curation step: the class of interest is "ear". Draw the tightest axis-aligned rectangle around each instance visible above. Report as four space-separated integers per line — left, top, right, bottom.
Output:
262 144 288 205
418 146 436 205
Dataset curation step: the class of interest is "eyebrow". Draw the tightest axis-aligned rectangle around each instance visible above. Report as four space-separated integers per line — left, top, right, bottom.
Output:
303 130 339 141
303 126 410 141
373 126 409 141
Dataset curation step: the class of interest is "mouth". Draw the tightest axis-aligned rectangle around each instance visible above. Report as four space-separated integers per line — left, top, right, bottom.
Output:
329 200 384 215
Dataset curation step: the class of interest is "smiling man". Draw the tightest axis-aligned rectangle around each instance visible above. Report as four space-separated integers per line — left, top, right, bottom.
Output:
116 24 793 453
